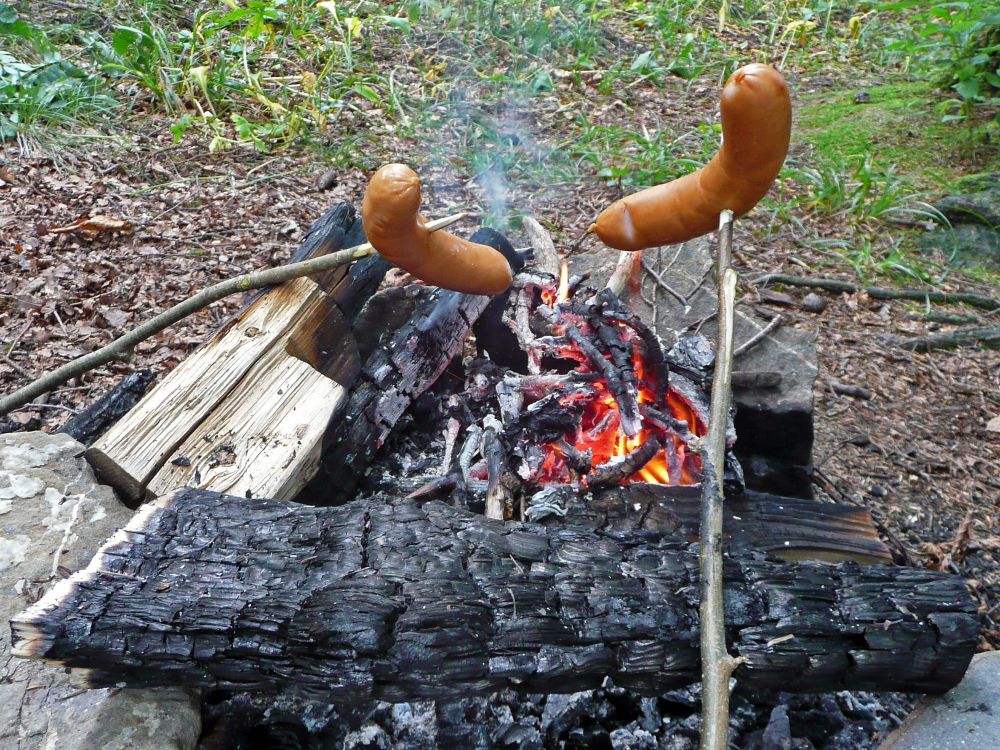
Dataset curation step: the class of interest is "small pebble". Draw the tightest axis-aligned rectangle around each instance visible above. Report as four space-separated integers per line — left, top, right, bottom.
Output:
800 292 828 313
315 168 338 192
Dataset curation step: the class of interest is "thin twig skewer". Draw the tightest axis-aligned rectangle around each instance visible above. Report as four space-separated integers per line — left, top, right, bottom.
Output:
699 210 743 750
0 213 467 416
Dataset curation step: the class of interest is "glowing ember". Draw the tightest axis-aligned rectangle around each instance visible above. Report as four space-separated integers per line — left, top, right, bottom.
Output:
532 310 704 486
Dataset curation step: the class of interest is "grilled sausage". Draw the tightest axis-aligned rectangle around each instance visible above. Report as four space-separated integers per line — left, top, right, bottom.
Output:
591 63 791 251
362 164 513 295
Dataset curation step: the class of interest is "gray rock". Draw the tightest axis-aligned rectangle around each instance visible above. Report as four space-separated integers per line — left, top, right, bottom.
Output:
934 189 1000 228
920 223 1000 269
879 651 1000 750
636 237 818 497
1 431 200 750
800 293 829 313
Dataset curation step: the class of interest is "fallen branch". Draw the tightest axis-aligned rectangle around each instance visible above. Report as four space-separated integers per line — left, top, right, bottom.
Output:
0 213 467 417
753 274 1000 312
521 216 561 277
891 327 1000 352
700 209 740 750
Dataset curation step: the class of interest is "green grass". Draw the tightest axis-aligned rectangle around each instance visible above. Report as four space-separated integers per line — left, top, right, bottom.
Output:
6 0 999 292
0 3 116 143
796 81 998 190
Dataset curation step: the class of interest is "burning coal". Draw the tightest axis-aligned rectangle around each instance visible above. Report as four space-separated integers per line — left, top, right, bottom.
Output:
405 261 713 521
516 268 704 488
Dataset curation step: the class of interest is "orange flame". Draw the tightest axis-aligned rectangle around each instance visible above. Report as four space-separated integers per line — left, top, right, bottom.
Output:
536 336 704 486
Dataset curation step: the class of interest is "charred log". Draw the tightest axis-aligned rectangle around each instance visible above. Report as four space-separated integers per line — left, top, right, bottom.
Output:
12 488 977 702
596 288 670 404
509 392 587 444
61 369 156 446
482 414 516 520
309 287 492 504
587 438 661 488
470 228 529 373
537 304 641 437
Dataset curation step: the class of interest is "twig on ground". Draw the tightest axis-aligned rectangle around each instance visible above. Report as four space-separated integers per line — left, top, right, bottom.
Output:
753 273 1000 312
3 353 31 379
828 381 874 400
733 315 782 358
891 327 1000 352
642 255 687 305
699 210 743 750
21 403 79 415
0 213 467 417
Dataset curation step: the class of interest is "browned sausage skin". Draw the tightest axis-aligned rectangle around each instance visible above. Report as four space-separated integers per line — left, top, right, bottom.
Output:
591 63 792 252
362 164 513 295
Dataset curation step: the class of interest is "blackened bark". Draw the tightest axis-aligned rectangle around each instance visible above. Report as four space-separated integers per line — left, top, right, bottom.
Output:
310 288 492 503
545 485 892 564
12 488 977 702
61 369 156 445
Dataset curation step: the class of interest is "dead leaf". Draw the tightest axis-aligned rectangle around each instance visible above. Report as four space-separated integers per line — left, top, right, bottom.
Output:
50 215 133 235
101 308 129 328
987 415 1000 433
757 289 797 307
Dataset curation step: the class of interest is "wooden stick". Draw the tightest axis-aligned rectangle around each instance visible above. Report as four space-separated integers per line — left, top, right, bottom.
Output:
699 210 741 750
753 274 1000 312
521 216 561 277
604 250 643 299
0 213 467 417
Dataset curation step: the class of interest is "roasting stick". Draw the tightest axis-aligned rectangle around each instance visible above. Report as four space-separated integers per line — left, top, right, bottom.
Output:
0 213 467 417
698 209 744 750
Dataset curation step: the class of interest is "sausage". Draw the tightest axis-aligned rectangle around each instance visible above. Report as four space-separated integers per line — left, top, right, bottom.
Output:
362 164 513 295
590 63 791 252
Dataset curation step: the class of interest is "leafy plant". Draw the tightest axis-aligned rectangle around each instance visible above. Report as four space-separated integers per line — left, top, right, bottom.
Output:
878 1 1000 124
788 155 916 222
0 3 114 141
89 22 181 111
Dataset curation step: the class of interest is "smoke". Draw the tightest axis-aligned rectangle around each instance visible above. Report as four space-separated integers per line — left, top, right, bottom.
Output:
476 158 511 231
420 88 560 234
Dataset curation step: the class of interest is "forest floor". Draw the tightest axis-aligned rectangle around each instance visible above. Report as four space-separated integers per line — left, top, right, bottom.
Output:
1 1 999 649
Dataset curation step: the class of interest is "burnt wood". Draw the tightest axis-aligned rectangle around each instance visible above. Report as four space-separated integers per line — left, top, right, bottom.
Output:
62 369 156 446
527 484 890 564
12 488 977 702
310 287 492 504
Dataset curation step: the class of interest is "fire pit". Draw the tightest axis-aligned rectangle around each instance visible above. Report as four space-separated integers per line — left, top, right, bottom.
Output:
9 204 980 748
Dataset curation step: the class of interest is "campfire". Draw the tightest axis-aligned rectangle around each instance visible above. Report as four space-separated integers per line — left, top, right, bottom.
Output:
7 202 978 750
397 263 714 525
